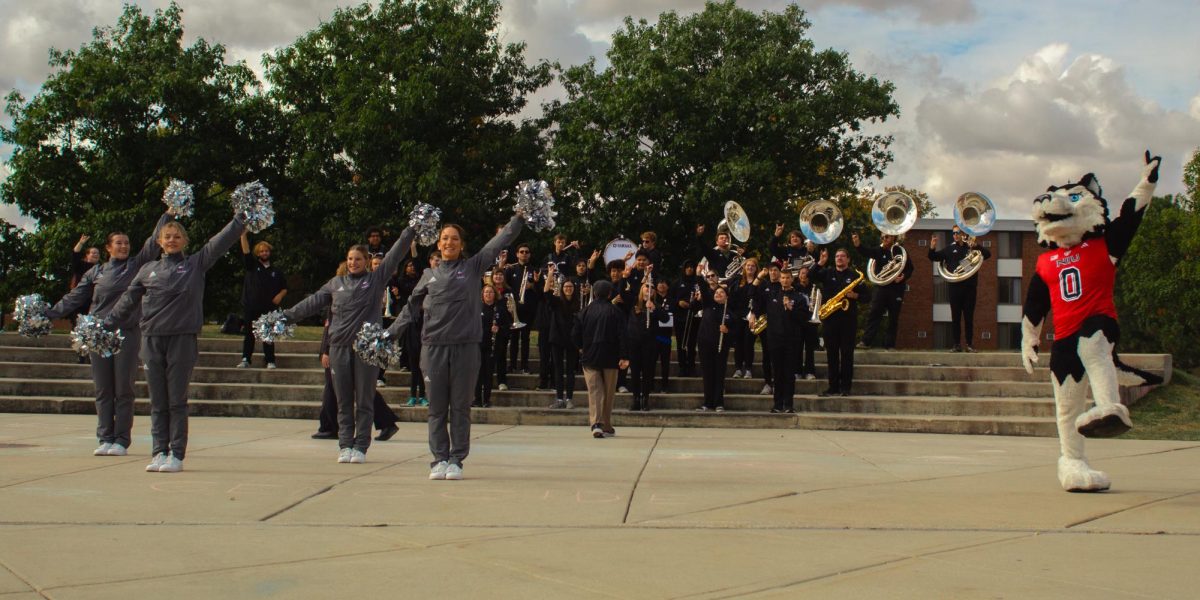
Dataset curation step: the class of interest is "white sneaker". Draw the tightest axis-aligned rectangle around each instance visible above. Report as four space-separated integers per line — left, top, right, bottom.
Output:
146 453 167 472
498 383 509 391
805 374 816 380
564 399 574 409
349 449 366 464
732 370 743 379
236 359 249 368
266 362 277 369
760 384 772 395
445 463 463 480
94 442 112 456
158 455 183 473
337 448 353 463
617 386 629 393
376 379 387 388
429 461 449 480
106 443 127 456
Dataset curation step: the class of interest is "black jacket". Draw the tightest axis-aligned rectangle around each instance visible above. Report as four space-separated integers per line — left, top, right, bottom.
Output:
929 242 991 287
857 244 914 291
574 290 628 369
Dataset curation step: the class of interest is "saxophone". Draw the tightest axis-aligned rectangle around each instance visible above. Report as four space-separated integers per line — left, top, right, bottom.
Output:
817 270 865 321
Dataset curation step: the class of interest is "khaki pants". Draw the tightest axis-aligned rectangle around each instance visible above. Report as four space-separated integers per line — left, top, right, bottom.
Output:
583 367 617 428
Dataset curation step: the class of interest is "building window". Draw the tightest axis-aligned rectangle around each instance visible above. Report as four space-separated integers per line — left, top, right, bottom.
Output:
996 323 1023 350
933 276 949 303
997 232 1023 259
997 277 1022 304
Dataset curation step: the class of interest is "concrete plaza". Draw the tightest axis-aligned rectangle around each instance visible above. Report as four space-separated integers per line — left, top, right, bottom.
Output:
0 413 1197 599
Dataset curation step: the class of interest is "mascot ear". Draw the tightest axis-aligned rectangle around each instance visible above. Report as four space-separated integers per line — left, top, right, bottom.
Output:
1078 173 1102 199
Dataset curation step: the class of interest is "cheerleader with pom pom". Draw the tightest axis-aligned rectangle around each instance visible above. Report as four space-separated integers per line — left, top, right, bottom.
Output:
391 181 550 481
108 188 263 473
39 213 174 456
281 221 420 464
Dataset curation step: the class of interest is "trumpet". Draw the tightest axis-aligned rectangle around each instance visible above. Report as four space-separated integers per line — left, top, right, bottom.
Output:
808 287 823 324
936 192 995 283
867 191 918 286
506 293 526 330
818 270 865 321
518 265 529 304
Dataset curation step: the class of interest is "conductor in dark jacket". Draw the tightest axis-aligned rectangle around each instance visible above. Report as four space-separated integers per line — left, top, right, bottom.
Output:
574 280 628 438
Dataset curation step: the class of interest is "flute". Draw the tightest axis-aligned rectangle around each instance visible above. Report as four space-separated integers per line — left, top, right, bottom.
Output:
717 300 729 351
645 270 653 328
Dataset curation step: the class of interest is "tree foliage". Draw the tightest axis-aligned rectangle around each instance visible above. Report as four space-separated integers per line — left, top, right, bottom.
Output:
0 2 278 317
1183 147 1199 211
263 0 553 279
1115 194 1200 367
543 0 899 270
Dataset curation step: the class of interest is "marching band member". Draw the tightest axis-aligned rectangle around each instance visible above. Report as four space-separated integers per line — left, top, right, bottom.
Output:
639 231 662 267
750 263 781 395
626 267 667 411
671 260 702 377
929 226 991 352
474 284 511 408
489 269 513 391
794 266 819 380
769 224 814 270
107 213 249 473
693 223 742 280
810 249 865 397
694 276 733 412
543 264 582 409
44 212 173 457
237 233 287 369
729 258 759 379
391 216 525 481
760 268 809 412
282 226 416 464
605 259 633 393
504 243 539 373
853 231 914 350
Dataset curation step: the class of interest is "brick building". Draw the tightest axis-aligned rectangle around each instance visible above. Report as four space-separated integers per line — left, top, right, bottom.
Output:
888 218 1054 351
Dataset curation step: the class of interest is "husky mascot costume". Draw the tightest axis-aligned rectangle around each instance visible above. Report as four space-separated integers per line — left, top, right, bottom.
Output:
1022 150 1164 492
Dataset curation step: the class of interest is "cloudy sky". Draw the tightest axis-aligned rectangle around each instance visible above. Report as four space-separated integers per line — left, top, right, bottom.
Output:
2 0 1198 228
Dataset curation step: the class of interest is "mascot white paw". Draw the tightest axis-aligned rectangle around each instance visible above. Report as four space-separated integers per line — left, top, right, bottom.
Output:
1058 457 1111 493
1075 403 1132 438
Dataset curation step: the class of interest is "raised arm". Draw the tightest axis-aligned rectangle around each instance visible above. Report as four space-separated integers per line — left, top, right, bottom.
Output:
474 216 525 269
1108 151 1161 265
373 226 417 286
198 215 248 272
134 212 175 265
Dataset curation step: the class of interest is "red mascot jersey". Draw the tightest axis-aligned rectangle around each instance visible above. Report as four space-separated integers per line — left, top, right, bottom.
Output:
1035 237 1117 339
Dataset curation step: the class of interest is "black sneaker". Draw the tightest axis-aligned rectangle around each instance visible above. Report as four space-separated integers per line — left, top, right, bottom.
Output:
952 345 963 353
592 424 604 438
375 424 399 442
770 408 783 414
784 407 796 414
840 390 851 397
311 431 336 440
965 345 978 353
819 388 839 397
695 406 710 412
715 406 725 413
855 342 870 350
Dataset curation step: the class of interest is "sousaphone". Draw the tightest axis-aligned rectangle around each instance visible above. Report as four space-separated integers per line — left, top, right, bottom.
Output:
935 192 995 283
706 200 750 283
867 191 919 286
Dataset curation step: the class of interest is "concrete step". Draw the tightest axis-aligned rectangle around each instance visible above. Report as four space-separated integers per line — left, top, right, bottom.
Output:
0 396 1057 437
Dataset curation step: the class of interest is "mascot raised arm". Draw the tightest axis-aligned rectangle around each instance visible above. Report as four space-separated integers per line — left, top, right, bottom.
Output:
1022 150 1164 492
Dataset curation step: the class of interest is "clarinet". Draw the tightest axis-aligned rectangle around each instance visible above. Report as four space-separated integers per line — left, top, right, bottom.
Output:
645 270 654 328
490 305 498 348
717 300 729 351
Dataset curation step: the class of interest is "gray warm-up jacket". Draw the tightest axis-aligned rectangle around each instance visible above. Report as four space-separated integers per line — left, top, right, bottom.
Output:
46 213 174 329
108 216 247 336
389 216 524 346
284 227 415 346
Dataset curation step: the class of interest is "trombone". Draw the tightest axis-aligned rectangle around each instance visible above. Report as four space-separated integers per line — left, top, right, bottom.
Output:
935 192 995 282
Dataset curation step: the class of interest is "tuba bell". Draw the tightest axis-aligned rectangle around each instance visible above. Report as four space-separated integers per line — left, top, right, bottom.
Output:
710 200 750 283
798 199 844 246
867 191 919 286
935 192 995 283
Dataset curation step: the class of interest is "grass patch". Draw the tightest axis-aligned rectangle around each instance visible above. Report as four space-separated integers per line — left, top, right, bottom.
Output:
198 324 326 341
1122 369 1200 441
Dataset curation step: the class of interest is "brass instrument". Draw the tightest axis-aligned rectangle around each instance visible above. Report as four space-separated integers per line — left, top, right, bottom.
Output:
867 191 919 286
799 199 844 245
712 200 750 284
506 293 526 330
817 270 865 321
518 265 529 304
750 314 767 335
808 286 823 324
935 192 995 283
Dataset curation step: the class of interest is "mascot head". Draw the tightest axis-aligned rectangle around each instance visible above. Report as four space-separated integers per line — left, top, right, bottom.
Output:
1031 173 1108 249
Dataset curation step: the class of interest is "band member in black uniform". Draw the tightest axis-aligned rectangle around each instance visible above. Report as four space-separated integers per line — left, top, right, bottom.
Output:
769 224 814 270
652 278 674 393
237 233 288 369
794 266 819 380
853 231 914 350
488 269 513 391
672 260 702 376
604 260 633 393
810 249 865 396
928 226 991 352
475 284 511 408
626 267 667 411
694 224 742 279
544 264 582 408
638 231 662 268
750 262 780 395
761 269 809 412
504 244 540 372
543 234 579 275
729 258 759 379
694 276 733 412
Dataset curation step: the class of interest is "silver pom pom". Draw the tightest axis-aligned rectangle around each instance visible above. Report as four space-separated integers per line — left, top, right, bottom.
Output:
230 180 275 234
510 179 557 232
162 179 194 218
408 202 442 246
71 314 124 358
353 322 401 369
14 294 51 338
251 310 294 343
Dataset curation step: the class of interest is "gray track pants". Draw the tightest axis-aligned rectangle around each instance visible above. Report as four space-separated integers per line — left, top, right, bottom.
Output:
141 334 197 459
328 344 379 453
421 343 480 466
91 329 141 448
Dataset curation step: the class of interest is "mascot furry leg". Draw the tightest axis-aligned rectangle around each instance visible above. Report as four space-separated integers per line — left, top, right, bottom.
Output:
1021 151 1164 492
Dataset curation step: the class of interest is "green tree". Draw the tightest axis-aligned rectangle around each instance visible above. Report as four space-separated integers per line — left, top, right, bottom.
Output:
0 220 43 328
1183 147 1199 211
263 0 553 282
544 0 899 270
1115 195 1200 367
1 3 280 318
